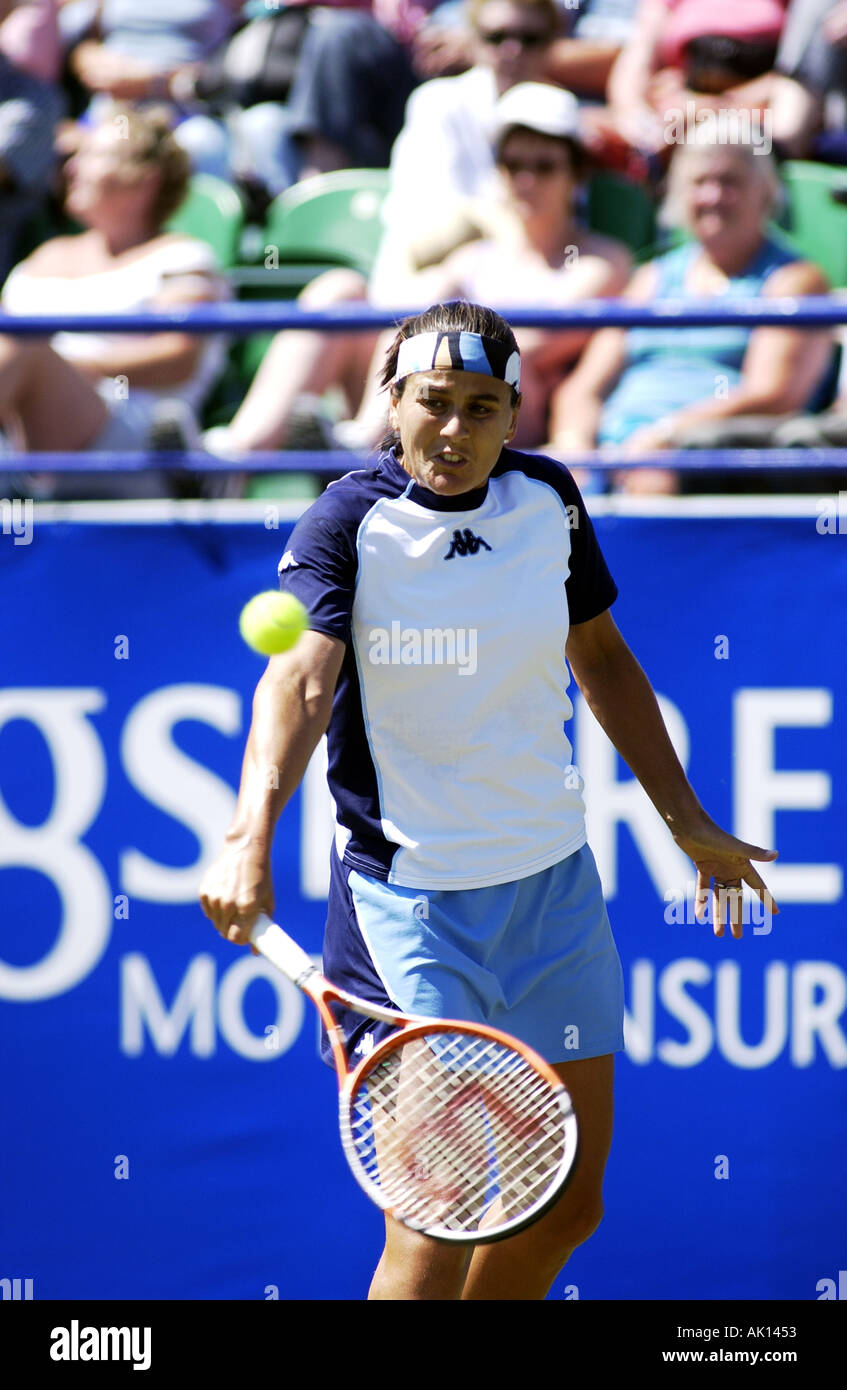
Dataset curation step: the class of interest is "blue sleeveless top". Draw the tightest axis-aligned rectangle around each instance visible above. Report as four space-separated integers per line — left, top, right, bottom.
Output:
598 237 803 445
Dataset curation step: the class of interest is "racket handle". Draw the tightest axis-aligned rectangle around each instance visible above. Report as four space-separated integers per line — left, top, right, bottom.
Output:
250 916 317 986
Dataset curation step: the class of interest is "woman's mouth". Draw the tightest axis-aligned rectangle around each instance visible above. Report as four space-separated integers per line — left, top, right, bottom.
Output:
435 450 468 466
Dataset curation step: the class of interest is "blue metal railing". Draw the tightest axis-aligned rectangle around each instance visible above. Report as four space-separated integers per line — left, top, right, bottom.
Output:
3 449 847 474
1 299 846 476
0 296 845 334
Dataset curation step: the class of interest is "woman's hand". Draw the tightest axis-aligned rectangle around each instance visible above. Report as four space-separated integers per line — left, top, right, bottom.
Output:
671 814 779 940
613 422 679 493
199 840 275 950
619 419 677 455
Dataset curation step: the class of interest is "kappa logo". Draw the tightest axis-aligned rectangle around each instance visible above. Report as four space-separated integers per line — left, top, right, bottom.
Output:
444 528 492 560
354 1032 375 1057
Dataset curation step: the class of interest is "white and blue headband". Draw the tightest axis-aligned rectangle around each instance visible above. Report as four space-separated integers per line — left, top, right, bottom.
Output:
394 330 521 391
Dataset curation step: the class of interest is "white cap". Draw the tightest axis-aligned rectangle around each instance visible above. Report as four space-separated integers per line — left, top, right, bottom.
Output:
492 82 581 148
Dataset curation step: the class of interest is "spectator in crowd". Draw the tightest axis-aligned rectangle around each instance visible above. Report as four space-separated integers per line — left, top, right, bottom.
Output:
548 0 637 96
375 0 564 270
412 0 637 91
0 41 62 279
601 0 788 163
169 2 417 198
0 0 61 83
770 0 847 158
0 104 226 499
349 82 633 449
549 134 832 492
63 0 240 177
205 82 631 459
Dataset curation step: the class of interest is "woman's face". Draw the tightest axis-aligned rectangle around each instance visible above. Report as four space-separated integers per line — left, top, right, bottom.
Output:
65 124 158 226
680 148 771 248
497 128 577 225
473 0 554 94
390 369 519 497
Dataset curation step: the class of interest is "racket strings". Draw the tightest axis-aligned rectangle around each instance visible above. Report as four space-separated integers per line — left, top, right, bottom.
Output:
343 1029 572 1238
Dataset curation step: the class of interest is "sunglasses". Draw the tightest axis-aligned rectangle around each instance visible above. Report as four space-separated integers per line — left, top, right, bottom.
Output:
498 156 570 178
478 28 549 48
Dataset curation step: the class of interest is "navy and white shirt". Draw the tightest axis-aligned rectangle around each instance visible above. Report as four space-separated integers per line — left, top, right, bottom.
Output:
278 447 617 890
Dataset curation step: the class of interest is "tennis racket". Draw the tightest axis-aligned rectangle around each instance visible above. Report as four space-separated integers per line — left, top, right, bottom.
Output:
250 915 578 1244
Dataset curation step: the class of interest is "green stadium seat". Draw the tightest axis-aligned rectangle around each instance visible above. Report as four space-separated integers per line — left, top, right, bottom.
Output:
263 168 391 278
167 174 246 269
586 172 657 256
243 472 323 501
226 170 390 388
777 160 847 288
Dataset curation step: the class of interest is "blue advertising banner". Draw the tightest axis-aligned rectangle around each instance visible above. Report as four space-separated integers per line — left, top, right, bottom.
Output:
1 500 845 1302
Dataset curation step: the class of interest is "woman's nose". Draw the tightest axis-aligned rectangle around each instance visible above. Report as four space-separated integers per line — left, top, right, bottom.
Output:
442 410 469 437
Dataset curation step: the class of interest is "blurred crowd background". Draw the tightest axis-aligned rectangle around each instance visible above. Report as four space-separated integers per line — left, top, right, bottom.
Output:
2 0 847 500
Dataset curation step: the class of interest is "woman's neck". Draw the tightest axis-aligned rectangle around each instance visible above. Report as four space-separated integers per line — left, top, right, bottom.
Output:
524 212 578 267
87 219 159 259
697 231 763 279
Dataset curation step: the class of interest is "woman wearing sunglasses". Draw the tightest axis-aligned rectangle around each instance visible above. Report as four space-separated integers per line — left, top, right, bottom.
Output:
381 81 632 450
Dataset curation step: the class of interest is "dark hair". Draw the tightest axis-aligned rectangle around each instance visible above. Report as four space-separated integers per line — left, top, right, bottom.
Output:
495 125 589 182
379 301 520 457
683 35 778 92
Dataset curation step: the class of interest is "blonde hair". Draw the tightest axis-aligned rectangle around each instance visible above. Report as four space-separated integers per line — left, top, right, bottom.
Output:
98 104 191 227
660 130 784 231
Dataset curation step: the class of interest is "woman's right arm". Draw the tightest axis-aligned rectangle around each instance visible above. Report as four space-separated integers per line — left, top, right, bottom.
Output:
606 0 669 147
199 630 345 945
548 262 658 450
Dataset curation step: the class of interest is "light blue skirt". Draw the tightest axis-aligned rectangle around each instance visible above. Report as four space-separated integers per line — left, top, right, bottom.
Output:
325 843 624 1065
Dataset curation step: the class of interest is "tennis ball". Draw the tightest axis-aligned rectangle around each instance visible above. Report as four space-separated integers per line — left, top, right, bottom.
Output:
239 591 308 656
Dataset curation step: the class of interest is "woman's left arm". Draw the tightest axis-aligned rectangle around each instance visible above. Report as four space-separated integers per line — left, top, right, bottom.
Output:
622 260 833 451
75 269 221 387
565 608 778 937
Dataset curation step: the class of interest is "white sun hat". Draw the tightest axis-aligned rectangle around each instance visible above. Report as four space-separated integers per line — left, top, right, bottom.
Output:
491 82 582 147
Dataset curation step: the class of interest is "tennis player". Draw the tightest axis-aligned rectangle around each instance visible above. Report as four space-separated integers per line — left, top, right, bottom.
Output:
200 299 778 1301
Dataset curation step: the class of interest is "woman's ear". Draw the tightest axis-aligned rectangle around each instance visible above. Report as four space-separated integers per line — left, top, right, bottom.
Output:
504 394 521 443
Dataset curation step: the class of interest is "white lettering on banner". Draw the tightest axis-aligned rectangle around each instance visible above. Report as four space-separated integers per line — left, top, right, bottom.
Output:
792 962 847 1066
657 958 713 1066
120 685 240 902
117 950 847 1066
0 681 843 1080
578 694 693 898
625 959 847 1067
217 954 304 1059
0 689 112 1000
121 954 216 1057
120 953 304 1060
0 684 241 1002
716 962 788 1068
734 689 842 903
